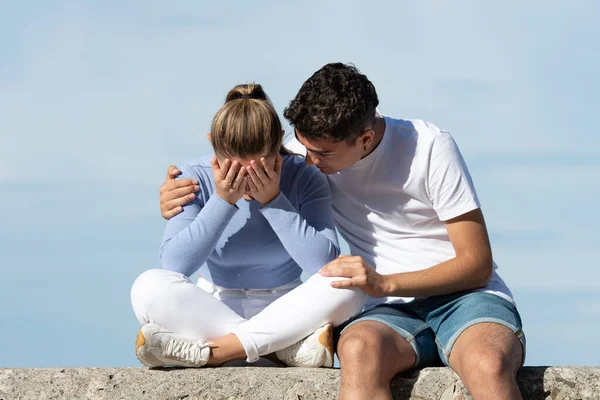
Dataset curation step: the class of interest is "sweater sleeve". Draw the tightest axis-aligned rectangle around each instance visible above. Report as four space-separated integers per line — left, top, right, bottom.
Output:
259 169 340 276
159 164 238 277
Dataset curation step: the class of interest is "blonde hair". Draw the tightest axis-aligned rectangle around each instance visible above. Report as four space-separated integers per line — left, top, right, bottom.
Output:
210 84 291 159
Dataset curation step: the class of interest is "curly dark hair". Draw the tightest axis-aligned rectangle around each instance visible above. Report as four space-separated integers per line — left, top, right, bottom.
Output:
283 63 379 144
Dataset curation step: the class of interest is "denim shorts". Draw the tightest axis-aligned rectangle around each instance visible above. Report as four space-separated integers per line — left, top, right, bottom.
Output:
337 291 526 369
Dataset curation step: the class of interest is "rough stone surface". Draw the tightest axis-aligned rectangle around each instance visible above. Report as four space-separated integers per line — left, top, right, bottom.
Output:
0 367 599 399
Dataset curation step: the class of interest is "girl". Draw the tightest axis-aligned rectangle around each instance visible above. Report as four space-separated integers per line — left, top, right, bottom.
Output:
131 84 364 368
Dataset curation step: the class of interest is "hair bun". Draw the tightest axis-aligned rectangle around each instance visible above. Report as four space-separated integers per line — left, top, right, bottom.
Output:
225 84 268 103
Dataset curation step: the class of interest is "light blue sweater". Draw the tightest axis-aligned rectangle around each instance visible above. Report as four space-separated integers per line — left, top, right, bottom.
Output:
160 154 340 289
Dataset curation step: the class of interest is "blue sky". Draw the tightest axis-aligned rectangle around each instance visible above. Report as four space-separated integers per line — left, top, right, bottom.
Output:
1 1 599 367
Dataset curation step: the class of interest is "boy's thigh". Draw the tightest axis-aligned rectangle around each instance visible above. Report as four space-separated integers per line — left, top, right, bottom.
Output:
421 291 526 366
334 304 443 369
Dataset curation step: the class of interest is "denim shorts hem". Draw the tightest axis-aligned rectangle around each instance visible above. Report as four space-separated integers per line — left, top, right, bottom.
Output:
340 316 427 368
438 317 526 366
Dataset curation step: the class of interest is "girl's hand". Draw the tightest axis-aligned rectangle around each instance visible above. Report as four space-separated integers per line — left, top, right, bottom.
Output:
246 155 282 206
210 157 247 205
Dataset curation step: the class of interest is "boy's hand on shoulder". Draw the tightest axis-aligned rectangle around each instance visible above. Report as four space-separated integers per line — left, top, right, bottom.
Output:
160 165 199 219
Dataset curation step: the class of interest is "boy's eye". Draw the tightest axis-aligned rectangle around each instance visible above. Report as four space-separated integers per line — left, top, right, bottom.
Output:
311 151 330 158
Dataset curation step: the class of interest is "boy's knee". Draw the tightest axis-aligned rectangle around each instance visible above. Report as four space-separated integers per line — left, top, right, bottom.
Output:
337 327 383 365
462 349 517 381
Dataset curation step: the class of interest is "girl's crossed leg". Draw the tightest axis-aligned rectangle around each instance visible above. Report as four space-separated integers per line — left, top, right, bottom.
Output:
131 269 365 366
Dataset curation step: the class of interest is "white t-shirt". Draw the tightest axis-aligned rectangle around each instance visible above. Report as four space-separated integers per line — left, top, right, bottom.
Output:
287 116 513 309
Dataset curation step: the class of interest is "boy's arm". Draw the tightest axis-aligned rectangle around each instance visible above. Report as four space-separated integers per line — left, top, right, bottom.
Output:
160 164 239 277
319 208 492 298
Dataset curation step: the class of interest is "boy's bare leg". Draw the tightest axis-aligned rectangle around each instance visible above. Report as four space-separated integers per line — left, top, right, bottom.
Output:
337 321 416 400
449 322 523 400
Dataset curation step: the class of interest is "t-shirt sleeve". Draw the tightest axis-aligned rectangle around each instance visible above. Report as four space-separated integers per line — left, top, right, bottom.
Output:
428 131 481 221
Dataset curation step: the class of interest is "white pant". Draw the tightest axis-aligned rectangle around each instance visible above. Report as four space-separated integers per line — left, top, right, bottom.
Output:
130 269 365 362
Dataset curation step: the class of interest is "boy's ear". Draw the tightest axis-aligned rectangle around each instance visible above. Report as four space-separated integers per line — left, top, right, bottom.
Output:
206 133 212 143
360 129 375 148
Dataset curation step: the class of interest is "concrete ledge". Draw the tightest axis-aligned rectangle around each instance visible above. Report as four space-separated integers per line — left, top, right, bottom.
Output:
1 367 599 399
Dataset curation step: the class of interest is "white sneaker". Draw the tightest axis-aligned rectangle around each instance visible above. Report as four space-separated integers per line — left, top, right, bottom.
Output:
135 323 211 368
275 324 334 368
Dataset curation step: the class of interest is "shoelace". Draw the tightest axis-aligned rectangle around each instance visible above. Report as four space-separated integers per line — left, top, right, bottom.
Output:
163 337 208 365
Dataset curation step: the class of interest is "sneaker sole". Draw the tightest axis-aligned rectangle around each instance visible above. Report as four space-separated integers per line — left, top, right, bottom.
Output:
135 326 149 367
135 326 159 368
318 324 334 368
136 327 146 352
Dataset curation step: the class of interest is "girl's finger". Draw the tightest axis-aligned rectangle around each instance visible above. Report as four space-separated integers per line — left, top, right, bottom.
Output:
251 160 269 182
260 157 275 179
232 166 247 190
246 165 263 187
224 161 239 185
220 159 231 181
236 176 249 194
247 175 259 193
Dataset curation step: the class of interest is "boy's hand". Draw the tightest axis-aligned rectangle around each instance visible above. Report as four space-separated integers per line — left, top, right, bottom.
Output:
160 165 199 219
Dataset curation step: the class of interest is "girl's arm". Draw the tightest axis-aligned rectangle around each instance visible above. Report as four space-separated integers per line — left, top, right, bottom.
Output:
160 164 238 277
259 168 340 276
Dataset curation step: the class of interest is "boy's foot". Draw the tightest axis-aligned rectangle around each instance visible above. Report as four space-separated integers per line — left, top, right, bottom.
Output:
275 324 334 368
135 323 211 368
